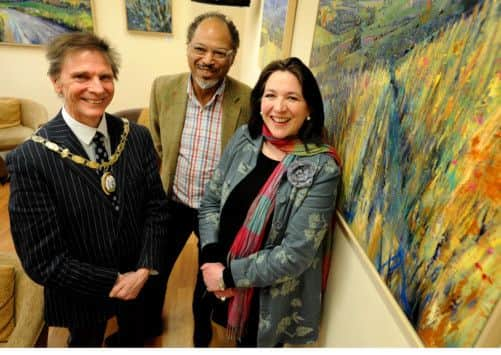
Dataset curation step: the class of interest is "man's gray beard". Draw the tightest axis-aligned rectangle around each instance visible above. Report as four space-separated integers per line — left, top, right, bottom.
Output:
194 76 219 90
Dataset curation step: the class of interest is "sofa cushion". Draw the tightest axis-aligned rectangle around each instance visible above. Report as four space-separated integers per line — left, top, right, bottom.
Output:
0 265 15 342
137 108 149 127
0 98 22 129
0 125 34 151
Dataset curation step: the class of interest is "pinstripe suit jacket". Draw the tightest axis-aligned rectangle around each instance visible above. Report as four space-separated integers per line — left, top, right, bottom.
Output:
7 112 170 327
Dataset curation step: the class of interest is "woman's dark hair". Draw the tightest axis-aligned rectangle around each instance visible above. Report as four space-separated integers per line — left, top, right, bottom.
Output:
248 57 325 144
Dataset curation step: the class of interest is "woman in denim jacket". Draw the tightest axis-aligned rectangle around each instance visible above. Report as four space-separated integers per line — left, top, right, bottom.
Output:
198 57 341 347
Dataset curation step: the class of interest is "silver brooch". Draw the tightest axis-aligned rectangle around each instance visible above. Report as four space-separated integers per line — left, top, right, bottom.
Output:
287 160 315 188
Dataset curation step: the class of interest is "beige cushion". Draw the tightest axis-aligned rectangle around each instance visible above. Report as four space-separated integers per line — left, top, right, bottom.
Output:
0 125 34 151
0 98 21 129
0 265 15 342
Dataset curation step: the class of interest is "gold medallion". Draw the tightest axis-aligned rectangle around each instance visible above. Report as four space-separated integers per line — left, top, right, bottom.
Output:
101 171 116 195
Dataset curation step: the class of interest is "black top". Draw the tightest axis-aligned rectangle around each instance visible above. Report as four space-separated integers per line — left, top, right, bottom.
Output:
201 151 279 274
201 151 279 340
200 152 279 334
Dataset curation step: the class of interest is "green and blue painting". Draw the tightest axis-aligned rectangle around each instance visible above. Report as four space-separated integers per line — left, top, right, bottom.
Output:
310 0 500 347
0 0 93 45
125 0 172 33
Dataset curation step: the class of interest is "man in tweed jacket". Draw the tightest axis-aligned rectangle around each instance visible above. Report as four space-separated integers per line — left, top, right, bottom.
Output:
147 12 251 346
7 33 170 347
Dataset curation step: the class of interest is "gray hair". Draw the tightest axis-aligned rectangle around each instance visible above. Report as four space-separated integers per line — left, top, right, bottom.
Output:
186 12 240 51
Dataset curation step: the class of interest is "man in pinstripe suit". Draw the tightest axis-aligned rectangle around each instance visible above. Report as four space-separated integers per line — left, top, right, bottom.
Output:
7 33 170 347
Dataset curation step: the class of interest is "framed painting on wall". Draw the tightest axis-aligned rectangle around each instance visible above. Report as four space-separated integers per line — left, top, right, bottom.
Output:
0 0 94 46
125 0 172 34
309 0 500 347
258 0 297 68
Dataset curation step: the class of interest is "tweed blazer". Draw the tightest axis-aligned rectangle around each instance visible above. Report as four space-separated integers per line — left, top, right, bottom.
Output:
148 73 251 196
199 126 340 346
7 112 170 327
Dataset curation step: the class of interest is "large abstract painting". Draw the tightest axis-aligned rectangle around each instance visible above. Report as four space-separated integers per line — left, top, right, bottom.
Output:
0 0 93 46
259 0 298 67
310 0 500 347
125 0 172 34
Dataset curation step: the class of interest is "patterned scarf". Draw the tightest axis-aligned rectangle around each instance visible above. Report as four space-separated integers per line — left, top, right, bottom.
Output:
226 125 341 339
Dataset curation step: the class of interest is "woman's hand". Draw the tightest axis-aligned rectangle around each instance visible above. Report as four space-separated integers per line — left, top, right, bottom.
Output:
214 289 237 299
201 262 225 292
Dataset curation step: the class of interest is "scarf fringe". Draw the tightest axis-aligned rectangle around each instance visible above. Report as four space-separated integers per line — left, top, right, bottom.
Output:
226 326 241 341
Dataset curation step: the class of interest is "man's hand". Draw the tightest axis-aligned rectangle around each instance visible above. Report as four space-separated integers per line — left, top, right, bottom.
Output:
109 268 150 300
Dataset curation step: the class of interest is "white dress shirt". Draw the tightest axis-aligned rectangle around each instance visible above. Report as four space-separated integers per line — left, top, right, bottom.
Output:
61 107 111 161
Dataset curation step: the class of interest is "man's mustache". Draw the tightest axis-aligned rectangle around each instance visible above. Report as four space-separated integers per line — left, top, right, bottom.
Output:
197 63 216 71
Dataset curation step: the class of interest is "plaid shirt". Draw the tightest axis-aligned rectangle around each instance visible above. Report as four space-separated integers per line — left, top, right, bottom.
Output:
172 78 226 208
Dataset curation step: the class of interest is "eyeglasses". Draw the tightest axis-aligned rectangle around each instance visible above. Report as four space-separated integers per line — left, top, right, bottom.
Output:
188 43 234 60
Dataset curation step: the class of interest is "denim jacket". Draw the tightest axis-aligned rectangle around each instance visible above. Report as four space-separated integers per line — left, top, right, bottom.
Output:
199 125 340 346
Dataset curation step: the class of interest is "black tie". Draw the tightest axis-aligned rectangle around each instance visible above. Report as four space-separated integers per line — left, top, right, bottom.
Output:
92 132 119 211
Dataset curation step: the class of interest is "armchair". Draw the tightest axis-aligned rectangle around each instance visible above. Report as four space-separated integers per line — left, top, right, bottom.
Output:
113 108 149 127
0 252 46 347
113 108 160 169
0 97 48 152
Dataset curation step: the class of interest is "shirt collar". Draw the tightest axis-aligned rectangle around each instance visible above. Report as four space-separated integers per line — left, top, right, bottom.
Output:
187 75 226 107
61 107 109 146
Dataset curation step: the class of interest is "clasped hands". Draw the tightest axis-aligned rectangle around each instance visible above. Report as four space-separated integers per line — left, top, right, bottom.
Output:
201 262 236 301
109 267 150 300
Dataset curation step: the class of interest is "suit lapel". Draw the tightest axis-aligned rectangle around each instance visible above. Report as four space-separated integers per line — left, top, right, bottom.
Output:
107 113 122 152
48 113 88 158
221 78 243 149
166 74 189 162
